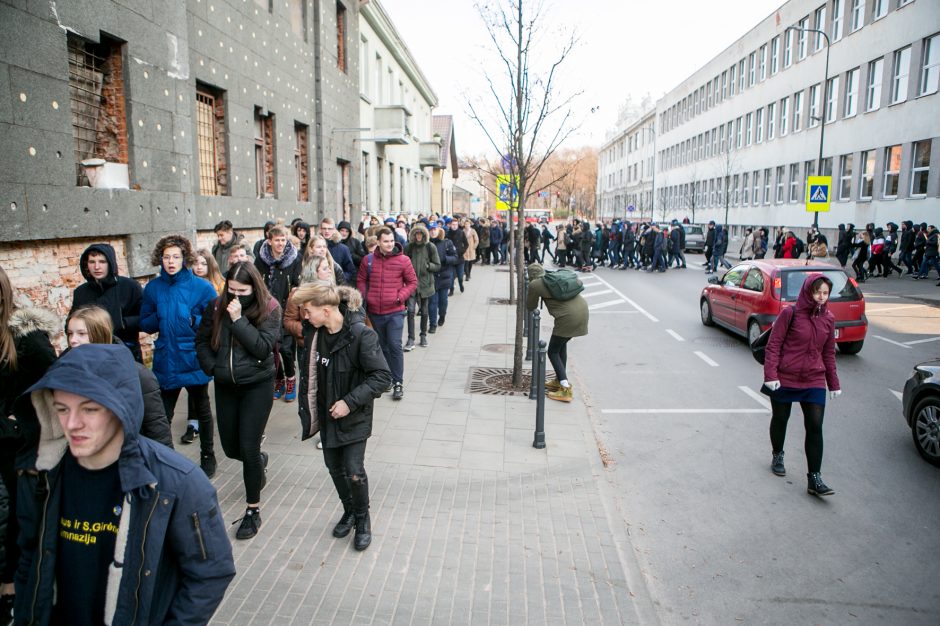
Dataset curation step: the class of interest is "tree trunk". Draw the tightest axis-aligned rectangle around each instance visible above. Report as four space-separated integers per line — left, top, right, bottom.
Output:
511 194 526 388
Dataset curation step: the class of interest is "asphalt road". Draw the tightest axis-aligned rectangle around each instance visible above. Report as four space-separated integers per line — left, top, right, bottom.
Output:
559 253 940 625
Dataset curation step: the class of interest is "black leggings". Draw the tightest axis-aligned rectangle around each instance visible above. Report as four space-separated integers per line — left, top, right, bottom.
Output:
161 384 213 454
770 399 825 473
215 379 274 503
547 334 571 382
465 259 474 278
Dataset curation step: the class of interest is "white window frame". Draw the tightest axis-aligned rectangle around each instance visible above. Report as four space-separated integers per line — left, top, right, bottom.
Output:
831 0 844 43
780 97 789 136
763 168 772 204
809 84 820 127
743 172 750 205
730 64 737 96
735 117 742 149
767 102 776 140
838 154 853 200
759 45 767 81
883 144 902 198
825 76 839 123
756 108 764 143
911 140 932 197
771 37 779 74
745 112 753 146
776 166 785 203
798 17 809 60
892 46 911 104
844 68 859 117
920 34 940 96
789 164 800 203
867 58 883 111
748 52 756 87
793 91 803 131
784 30 793 68
859 149 875 200
850 0 864 32
739 59 746 92
814 6 827 52
752 170 760 206
873 0 887 20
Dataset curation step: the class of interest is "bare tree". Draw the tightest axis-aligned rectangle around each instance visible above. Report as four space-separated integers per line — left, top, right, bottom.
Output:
467 0 582 388
682 166 699 225
716 145 740 228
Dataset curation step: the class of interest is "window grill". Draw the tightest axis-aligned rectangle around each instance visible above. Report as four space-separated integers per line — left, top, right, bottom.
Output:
196 91 219 195
68 38 106 186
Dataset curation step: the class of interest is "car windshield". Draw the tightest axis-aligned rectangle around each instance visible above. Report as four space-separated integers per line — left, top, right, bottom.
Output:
780 269 861 302
686 226 703 235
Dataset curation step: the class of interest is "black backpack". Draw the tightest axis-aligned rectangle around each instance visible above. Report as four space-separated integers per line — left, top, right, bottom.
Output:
541 269 584 301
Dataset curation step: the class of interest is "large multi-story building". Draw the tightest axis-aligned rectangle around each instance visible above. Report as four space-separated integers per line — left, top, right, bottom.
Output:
598 0 938 233
597 110 656 221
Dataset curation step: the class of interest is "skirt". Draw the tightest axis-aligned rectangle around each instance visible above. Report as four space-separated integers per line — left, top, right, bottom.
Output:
771 386 827 406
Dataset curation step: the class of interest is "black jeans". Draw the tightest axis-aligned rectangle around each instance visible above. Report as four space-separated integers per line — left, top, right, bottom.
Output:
770 399 825 474
547 334 571 382
216 379 274 503
406 295 429 340
465 259 474 278
323 440 369 514
161 384 213 454
0 439 20 583
275 331 296 379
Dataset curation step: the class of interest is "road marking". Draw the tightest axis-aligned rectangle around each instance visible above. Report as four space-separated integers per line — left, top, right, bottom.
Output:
872 335 912 349
738 385 772 410
867 304 924 315
590 310 641 314
581 289 613 298
589 299 627 310
602 408 769 414
890 389 903 402
694 351 719 367
665 329 685 342
589 273 659 322
904 336 940 345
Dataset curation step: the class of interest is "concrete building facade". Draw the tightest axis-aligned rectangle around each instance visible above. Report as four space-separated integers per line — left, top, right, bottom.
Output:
597 110 656 222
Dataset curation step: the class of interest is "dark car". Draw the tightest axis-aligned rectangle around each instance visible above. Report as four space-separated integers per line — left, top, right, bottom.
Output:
700 259 867 354
902 362 940 467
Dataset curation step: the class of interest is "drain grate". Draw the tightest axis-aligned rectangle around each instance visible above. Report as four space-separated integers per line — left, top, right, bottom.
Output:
467 367 532 396
487 297 512 305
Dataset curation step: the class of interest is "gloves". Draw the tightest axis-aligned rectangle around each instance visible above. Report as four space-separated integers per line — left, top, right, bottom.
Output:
764 380 781 392
830 390 842 399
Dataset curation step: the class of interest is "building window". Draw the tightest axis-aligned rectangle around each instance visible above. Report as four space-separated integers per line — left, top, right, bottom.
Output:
814 5 827 52
337 160 351 220
733 174 740 205
883 144 902 197
920 34 940 96
763 168 772 204
735 118 742 149
67 34 128 187
776 166 785 203
826 76 839 122
850 0 864 32
859 150 875 199
784 29 793 68
748 52 756 86
739 59 746 92
730 64 737 96
780 97 789 136
844 68 859 117
867 58 884 111
196 86 228 196
254 107 275 198
712 128 718 155
755 108 764 143
892 46 911 103
336 1 347 73
789 164 800 203
831 0 844 42
771 37 780 74
838 154 853 200
294 123 309 202
767 102 776 140
873 0 887 19
793 91 803 131
809 84 820 127
742 172 750 205
752 170 760 205
759 45 767 81
721 70 728 98
898 0 913 7
745 112 753 146
359 36 369 96
289 0 306 41
719 126 726 154
797 17 809 60
911 140 932 196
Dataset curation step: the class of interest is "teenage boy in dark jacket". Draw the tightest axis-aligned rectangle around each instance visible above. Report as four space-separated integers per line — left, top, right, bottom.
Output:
445 218 469 294
70 243 144 362
338 220 366 274
429 223 459 331
14 345 234 626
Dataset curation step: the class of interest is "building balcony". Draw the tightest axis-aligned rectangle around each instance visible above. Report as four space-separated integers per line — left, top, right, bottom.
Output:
373 105 412 145
419 138 443 168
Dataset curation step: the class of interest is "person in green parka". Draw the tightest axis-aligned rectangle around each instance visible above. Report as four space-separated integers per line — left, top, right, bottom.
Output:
404 223 441 349
526 263 589 402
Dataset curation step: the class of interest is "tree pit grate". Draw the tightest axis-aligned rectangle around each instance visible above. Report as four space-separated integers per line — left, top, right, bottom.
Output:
467 367 532 396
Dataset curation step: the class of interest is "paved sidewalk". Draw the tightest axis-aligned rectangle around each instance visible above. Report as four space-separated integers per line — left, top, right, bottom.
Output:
173 265 653 625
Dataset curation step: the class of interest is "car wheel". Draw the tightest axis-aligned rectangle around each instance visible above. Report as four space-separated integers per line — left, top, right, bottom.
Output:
700 299 714 326
836 340 864 355
747 320 762 346
911 397 940 467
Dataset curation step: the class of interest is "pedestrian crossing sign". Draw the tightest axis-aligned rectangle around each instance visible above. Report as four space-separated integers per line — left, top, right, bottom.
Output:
805 176 832 213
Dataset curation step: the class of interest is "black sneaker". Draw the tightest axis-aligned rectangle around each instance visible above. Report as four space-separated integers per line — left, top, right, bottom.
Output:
0 594 14 626
403 338 415 352
428 326 437 334
419 336 428 348
200 452 217 479
181 425 198 445
234 507 261 540
392 383 404 400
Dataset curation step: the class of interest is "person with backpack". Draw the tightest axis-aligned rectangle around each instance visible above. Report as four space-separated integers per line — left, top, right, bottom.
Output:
525 264 589 403
713 224 732 269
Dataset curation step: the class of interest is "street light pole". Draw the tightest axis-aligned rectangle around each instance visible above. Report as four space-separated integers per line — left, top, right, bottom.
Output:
786 25 830 229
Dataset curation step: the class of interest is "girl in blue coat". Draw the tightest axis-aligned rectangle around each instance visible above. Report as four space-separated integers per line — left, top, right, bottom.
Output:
140 234 218 477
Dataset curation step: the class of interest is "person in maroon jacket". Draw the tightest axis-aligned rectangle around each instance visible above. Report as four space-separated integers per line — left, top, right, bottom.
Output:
357 227 418 400
763 273 841 497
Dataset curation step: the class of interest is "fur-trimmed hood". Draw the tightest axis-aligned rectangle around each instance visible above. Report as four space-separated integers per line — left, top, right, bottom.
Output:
10 307 60 340
408 223 430 245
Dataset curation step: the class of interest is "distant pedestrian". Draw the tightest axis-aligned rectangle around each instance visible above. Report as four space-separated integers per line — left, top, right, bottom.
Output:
446 218 468 294
212 220 244 274
404 223 440 349
429 223 459 330
462 219 479 281
541 224 556 263
763 273 841 497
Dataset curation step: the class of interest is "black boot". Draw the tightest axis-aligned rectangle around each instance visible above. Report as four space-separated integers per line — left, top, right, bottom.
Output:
807 472 834 496
350 476 372 550
332 506 356 538
353 512 372 551
771 451 785 476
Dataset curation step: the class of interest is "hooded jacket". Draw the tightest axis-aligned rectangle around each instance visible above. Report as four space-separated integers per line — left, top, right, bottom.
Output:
196 294 282 386
763 273 840 391
431 233 459 291
211 231 243 274
525 264 589 338
1 308 58 440
713 225 728 256
404 224 441 299
140 267 217 390
297 290 391 445
326 236 358 284
337 221 366 272
254 239 302 310
356 242 417 316
14 344 234 626
70 243 144 362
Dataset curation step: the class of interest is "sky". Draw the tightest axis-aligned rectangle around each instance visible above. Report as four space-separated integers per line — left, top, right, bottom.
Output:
380 0 786 158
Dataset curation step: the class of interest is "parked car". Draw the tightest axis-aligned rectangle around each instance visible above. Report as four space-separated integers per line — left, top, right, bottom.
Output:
699 259 867 354
902 362 940 467
684 224 706 253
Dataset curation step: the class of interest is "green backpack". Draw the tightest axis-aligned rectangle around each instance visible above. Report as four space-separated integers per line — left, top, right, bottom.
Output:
541 269 584 301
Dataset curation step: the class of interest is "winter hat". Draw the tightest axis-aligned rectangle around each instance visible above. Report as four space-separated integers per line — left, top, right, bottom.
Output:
337 220 353 233
527 263 545 281
384 217 396 225
708 220 716 226
428 221 439 230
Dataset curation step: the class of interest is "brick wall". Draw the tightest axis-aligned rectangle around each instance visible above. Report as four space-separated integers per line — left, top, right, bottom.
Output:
97 41 129 164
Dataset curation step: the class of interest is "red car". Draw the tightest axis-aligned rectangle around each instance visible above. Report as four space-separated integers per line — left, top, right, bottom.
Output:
700 259 867 354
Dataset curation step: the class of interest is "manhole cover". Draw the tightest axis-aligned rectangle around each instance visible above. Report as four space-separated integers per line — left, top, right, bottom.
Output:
482 343 516 353
488 297 512 305
467 367 532 396
691 336 742 348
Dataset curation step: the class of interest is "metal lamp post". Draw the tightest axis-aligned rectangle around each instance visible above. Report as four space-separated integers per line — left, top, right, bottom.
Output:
786 25 830 229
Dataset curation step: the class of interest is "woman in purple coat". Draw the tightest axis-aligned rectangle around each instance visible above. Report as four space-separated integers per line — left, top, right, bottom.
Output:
763 273 841 496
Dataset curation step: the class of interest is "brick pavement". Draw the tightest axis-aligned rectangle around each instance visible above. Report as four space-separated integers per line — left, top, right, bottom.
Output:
173 264 652 625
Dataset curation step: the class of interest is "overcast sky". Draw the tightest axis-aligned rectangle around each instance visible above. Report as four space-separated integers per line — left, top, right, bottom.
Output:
380 0 785 157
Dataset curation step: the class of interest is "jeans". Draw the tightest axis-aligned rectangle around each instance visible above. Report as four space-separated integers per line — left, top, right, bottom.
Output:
547 334 571 382
161 384 213 454
369 310 405 384
428 287 449 327
899 249 914 273
500 242 508 263
275 331 296 379
323 440 369 513
541 242 555 263
671 248 686 267
215 378 273 504
651 246 666 271
406 295 429 340
451 262 465 291
918 255 940 278
488 244 499 264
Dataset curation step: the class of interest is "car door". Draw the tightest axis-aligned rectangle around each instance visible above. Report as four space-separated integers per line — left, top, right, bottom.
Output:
736 266 766 331
712 266 747 327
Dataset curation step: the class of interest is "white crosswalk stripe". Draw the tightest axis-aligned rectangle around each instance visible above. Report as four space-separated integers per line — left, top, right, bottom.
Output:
589 299 627 310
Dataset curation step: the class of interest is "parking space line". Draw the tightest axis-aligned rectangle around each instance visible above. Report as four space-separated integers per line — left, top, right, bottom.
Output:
602 408 768 414
665 329 685 342
738 385 771 410
581 289 613 298
694 351 719 367
867 304 924 315
904 336 940 345
873 335 912 349
589 299 627 310
890 389 903 402
590 273 660 322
